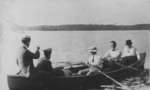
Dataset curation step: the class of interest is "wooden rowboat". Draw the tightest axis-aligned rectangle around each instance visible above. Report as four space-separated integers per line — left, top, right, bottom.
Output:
7 52 146 90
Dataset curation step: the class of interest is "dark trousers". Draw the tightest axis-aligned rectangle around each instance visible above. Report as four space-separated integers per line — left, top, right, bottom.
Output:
122 56 138 65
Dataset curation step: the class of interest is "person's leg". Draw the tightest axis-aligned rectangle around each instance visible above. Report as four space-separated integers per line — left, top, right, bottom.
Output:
62 69 72 76
86 67 98 76
78 68 89 75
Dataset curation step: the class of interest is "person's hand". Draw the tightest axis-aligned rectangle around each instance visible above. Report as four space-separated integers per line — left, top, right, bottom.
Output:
37 46 40 50
86 63 91 67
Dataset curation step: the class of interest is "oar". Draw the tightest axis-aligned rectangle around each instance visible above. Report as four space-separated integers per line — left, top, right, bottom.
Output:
97 70 131 90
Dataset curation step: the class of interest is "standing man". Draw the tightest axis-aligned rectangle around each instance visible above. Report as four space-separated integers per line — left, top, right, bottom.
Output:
78 46 103 76
16 36 40 77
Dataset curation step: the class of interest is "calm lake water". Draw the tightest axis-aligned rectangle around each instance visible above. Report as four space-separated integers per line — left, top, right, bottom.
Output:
1 30 149 73
1 30 150 90
26 30 148 62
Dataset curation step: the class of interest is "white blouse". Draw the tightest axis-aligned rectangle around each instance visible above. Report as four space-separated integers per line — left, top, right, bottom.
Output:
104 49 121 60
121 46 140 60
87 54 102 66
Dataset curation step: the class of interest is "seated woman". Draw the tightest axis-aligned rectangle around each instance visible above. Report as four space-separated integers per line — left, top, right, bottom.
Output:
103 41 121 67
121 40 140 65
77 46 103 76
36 48 72 76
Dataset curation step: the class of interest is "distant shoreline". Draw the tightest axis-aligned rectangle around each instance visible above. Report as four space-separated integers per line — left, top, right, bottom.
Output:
17 24 150 31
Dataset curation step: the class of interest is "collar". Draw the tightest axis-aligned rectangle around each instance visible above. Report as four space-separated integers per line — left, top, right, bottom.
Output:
23 44 28 49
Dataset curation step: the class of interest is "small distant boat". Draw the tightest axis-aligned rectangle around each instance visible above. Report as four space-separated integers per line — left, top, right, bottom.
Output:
7 52 146 90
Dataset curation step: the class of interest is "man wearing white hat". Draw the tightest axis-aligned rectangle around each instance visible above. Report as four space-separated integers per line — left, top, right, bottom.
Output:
78 46 103 76
16 36 40 77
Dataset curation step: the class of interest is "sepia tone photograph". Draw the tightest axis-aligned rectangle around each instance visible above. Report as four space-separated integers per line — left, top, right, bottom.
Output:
1 0 150 90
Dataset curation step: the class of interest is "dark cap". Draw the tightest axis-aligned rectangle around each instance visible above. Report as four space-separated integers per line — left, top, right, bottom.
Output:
43 48 52 53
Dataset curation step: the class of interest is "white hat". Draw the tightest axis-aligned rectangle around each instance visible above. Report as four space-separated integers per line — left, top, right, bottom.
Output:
88 46 97 53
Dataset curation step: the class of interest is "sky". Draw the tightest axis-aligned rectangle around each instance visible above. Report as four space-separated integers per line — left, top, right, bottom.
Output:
0 1 149 55
1 0 150 26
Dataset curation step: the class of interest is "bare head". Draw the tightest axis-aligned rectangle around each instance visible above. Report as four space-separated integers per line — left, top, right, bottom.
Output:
126 39 132 47
43 48 52 60
21 36 31 47
110 41 117 49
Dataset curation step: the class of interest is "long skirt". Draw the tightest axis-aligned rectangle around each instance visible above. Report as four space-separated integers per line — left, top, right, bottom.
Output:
122 56 138 65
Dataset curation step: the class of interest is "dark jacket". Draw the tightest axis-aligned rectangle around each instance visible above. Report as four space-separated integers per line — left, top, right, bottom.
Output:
17 46 40 76
36 57 53 72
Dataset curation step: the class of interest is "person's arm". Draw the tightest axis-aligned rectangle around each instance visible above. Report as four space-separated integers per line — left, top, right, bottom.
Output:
85 56 92 67
135 48 140 60
115 50 122 61
29 46 40 59
121 47 126 58
34 47 40 59
103 51 110 59
97 56 103 68
85 60 90 66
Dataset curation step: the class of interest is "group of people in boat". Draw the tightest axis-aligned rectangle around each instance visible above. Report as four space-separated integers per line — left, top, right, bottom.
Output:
78 40 140 76
16 35 140 78
16 36 71 77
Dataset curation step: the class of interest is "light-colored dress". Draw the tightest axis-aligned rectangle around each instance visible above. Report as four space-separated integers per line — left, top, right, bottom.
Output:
122 46 140 60
121 46 140 65
104 49 121 61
